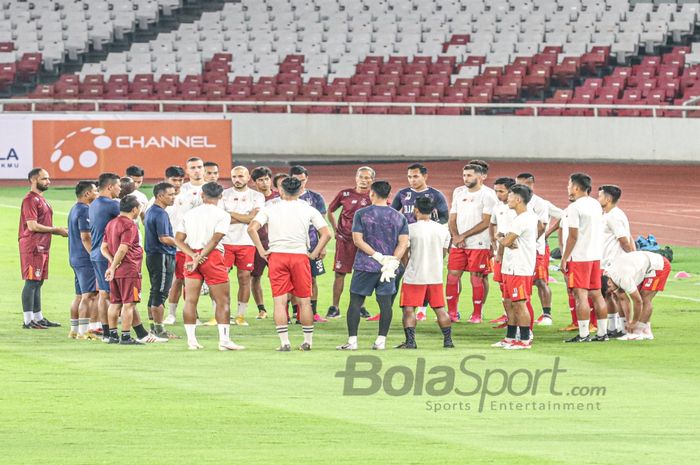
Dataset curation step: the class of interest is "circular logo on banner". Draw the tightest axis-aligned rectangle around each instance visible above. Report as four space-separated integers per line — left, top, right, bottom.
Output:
49 127 112 173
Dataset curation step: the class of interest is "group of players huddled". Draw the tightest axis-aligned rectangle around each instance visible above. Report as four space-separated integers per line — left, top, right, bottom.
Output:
18 159 670 350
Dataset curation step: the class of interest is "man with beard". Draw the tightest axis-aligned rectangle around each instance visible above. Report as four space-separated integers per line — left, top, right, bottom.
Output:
19 168 68 329
220 166 265 326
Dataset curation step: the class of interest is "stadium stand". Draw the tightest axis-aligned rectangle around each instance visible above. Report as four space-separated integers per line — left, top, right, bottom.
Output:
4 0 700 115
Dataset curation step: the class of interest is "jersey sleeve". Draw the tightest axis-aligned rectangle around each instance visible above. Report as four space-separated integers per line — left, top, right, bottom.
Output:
351 209 364 234
155 211 172 237
214 212 231 235
310 208 328 231
119 223 138 246
434 192 449 223
441 227 451 249
21 197 39 222
328 191 343 213
390 192 402 211
566 205 581 228
535 199 549 224
607 214 628 239
398 215 409 236
253 208 269 227
175 214 187 234
548 202 563 220
482 192 497 215
78 209 91 232
314 192 327 214
252 192 265 210
450 188 459 214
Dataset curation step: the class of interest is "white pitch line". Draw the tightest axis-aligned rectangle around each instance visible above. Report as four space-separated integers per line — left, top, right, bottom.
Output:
0 203 68 215
657 294 700 303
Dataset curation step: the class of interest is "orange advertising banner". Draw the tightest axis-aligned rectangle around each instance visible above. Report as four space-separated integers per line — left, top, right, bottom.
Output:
33 119 232 179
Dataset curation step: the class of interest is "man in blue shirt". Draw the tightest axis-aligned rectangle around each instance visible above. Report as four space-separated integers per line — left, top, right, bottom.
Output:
391 163 449 224
337 181 409 351
67 180 98 339
88 173 121 340
390 163 450 320
291 165 329 322
144 182 178 339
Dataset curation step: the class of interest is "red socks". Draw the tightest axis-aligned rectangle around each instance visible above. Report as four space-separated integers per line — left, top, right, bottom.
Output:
470 274 484 318
446 274 460 318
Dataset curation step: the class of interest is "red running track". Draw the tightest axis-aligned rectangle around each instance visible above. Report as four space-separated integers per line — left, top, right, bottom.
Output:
3 161 697 247
301 161 700 248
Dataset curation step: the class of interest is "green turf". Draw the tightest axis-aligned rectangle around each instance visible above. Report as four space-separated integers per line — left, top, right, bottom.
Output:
1 186 699 465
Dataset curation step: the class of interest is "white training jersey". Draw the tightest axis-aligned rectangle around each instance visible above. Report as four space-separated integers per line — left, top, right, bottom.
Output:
528 193 550 255
490 201 517 235
404 220 451 285
450 185 497 249
606 251 665 293
220 187 265 246
562 196 603 262
253 199 328 254
601 206 632 269
169 182 203 232
177 203 231 253
502 211 539 276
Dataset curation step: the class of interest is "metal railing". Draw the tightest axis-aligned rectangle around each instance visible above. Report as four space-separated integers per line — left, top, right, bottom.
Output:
3 98 700 117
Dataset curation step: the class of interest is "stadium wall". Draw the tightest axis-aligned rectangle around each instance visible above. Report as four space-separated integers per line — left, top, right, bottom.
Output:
2 113 699 180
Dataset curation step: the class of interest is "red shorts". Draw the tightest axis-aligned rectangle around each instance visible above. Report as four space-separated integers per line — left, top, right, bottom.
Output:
502 274 532 301
493 260 503 283
184 249 229 286
268 252 312 298
175 250 186 280
534 246 550 281
223 244 255 271
20 252 49 281
566 260 601 290
334 236 358 274
448 248 491 273
400 283 445 308
109 275 142 304
640 257 671 292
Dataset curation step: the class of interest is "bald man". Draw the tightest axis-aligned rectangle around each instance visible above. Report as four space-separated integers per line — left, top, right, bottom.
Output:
220 166 266 326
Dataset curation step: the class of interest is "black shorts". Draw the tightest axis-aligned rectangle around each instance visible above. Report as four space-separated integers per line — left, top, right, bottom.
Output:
350 270 396 297
310 257 325 277
146 253 175 308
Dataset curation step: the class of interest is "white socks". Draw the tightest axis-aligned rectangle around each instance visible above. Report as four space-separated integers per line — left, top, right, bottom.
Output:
302 325 313 345
23 312 33 325
168 303 178 317
78 318 89 335
375 335 386 345
618 317 627 332
348 336 358 345
217 324 230 343
578 320 590 338
237 302 247 317
597 318 607 337
184 324 197 345
33 311 44 322
276 325 290 345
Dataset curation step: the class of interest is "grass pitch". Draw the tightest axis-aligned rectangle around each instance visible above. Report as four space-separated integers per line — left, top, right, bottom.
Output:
1 186 699 465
